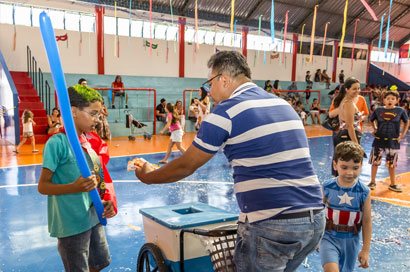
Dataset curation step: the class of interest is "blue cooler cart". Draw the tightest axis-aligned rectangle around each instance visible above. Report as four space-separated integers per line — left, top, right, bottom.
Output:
138 202 238 272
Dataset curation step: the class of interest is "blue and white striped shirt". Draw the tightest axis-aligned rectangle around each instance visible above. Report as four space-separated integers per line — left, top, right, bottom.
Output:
193 82 323 223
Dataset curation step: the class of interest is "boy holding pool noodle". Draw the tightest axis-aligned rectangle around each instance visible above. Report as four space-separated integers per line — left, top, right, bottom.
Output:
38 85 117 271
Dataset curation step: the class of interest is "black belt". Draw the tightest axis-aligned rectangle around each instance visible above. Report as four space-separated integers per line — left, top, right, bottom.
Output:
274 209 323 220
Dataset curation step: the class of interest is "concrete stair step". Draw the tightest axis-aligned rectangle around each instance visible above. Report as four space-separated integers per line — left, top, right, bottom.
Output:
19 96 41 102
19 109 47 117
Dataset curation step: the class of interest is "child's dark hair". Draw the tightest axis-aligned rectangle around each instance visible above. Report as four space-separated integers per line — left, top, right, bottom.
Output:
334 141 364 163
190 98 196 105
333 77 360 108
199 87 208 101
78 78 87 85
166 103 179 124
384 90 400 99
22 110 33 123
68 85 102 110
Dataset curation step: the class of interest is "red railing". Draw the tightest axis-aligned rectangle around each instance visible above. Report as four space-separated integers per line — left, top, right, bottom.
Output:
183 89 201 115
94 88 157 134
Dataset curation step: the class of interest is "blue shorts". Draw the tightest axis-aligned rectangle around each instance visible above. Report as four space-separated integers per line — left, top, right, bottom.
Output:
57 224 110 271
234 211 325 272
319 231 360 272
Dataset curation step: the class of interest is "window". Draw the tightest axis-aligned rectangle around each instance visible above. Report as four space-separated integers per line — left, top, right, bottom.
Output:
49 10 64 29
117 17 129 36
65 12 80 31
154 24 167 40
142 22 154 39
131 20 143 37
104 16 116 35
0 3 13 24
15 5 31 26
371 50 398 63
166 25 178 41
80 14 95 33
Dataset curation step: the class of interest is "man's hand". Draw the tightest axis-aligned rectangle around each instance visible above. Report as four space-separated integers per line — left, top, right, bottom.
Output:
135 162 156 184
102 200 116 218
71 174 98 193
397 135 403 143
358 250 369 269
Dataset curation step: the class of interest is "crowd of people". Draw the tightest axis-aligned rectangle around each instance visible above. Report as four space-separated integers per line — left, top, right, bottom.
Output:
8 49 409 271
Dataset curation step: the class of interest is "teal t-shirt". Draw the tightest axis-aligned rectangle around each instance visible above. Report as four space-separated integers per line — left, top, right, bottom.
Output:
42 133 99 238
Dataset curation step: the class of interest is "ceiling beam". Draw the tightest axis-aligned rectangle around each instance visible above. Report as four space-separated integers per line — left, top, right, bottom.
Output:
371 6 410 41
179 0 191 16
334 0 378 38
243 0 265 24
294 0 326 32
398 33 410 47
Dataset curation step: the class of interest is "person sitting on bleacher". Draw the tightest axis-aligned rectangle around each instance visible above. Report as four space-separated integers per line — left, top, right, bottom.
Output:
314 69 322 82
156 98 167 122
111 75 128 109
310 98 322 125
322 69 331 89
287 81 301 102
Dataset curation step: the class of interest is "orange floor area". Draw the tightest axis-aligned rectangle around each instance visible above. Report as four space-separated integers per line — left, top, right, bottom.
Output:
0 125 332 168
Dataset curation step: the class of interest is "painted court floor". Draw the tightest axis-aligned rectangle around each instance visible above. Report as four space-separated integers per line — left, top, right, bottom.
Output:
0 127 410 271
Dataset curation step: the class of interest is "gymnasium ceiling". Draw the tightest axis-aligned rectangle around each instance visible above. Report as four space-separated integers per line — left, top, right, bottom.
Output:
79 0 410 47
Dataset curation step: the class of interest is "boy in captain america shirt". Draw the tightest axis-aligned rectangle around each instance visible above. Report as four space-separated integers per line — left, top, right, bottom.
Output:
319 141 372 272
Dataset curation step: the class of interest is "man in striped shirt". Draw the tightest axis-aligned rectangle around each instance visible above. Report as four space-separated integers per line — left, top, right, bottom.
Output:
136 51 325 271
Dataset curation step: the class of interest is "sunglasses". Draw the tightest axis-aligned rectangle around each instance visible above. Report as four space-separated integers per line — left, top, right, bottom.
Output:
201 73 222 92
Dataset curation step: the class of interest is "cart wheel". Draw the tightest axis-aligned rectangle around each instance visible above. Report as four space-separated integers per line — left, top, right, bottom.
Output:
147 135 152 140
137 243 168 272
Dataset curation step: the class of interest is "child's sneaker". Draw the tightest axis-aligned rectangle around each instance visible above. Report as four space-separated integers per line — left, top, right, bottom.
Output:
367 182 376 190
388 185 402 192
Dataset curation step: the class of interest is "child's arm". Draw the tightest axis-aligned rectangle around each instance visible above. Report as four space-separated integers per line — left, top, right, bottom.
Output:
38 168 98 195
398 120 410 142
159 118 172 134
358 195 372 269
30 118 36 126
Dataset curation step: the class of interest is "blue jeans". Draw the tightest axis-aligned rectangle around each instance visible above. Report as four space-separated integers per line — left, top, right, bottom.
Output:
57 224 110 272
234 211 325 272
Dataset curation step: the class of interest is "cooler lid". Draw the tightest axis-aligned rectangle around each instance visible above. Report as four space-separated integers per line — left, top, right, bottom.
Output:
139 202 238 229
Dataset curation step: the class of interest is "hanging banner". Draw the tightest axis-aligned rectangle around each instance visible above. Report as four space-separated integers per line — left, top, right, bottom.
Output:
114 1 117 57
339 0 349 59
351 19 360 71
360 0 378 21
282 10 289 64
384 0 393 57
257 15 263 57
149 0 153 55
309 5 319 62
128 0 132 47
145 40 158 49
12 4 16 51
378 13 385 61
56 34 68 41
279 27 284 65
299 24 305 54
79 14 82 56
195 0 199 51
321 22 330 57
230 0 235 34
213 24 217 53
233 19 237 50
270 52 279 59
271 0 275 43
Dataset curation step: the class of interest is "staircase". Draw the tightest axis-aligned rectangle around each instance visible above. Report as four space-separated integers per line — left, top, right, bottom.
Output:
10 71 49 144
